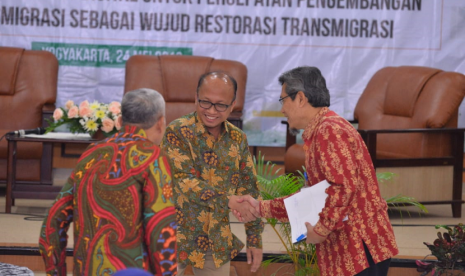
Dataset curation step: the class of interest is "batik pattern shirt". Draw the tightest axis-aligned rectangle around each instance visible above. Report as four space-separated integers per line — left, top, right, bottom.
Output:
260 107 398 276
39 126 177 276
161 112 264 269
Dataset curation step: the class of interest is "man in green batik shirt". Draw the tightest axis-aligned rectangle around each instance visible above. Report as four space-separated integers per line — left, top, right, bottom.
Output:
161 71 264 276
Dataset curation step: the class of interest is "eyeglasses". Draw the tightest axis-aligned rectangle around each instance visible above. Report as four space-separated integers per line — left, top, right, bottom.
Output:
278 92 298 105
198 99 232 112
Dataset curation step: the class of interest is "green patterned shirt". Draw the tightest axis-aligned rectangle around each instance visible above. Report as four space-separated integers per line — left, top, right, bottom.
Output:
161 112 264 269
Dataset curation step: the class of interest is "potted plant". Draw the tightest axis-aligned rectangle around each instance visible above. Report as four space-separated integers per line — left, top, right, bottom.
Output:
417 224 465 276
255 152 317 276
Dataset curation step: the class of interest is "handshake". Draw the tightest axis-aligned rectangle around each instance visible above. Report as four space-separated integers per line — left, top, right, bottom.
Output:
228 195 261 223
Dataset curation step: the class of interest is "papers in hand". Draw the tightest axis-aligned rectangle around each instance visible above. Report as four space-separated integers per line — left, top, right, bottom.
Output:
284 179 336 244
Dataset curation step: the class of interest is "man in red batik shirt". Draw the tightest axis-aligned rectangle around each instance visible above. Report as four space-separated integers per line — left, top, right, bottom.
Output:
235 66 398 276
39 89 177 276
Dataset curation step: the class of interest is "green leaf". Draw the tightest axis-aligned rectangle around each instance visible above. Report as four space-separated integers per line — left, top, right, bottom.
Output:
386 194 428 214
255 151 318 275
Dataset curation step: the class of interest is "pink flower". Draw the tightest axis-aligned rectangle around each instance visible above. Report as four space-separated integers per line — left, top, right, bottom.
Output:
68 106 79 118
101 117 115 133
65 100 75 110
79 106 92 117
53 108 63 121
79 100 90 110
115 115 122 130
108 101 121 115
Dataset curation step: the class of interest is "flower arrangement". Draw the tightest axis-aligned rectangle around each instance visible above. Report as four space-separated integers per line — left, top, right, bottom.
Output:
46 100 122 137
417 224 465 276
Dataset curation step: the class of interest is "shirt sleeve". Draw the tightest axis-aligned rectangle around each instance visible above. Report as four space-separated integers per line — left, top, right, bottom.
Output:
161 129 230 211
313 123 358 237
39 172 75 276
143 154 177 276
259 198 290 223
237 137 264 249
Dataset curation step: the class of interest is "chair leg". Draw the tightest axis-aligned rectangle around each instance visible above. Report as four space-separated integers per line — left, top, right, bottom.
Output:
452 202 462 218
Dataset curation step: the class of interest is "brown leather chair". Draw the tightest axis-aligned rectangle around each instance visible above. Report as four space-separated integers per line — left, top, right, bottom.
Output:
124 55 247 128
355 66 465 217
284 66 465 217
0 47 58 183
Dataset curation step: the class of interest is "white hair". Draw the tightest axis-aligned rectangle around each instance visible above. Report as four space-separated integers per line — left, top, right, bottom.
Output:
121 88 165 129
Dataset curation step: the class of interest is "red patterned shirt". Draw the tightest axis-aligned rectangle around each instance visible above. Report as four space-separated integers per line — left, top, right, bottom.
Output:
39 126 177 276
260 107 398 276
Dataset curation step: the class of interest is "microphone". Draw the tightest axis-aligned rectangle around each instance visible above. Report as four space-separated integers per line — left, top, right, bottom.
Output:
7 127 46 136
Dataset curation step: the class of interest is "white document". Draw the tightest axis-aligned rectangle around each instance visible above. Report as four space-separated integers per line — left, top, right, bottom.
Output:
284 179 347 244
284 179 330 243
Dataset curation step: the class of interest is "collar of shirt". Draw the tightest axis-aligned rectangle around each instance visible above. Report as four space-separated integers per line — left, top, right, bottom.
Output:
302 107 329 141
120 125 148 138
193 112 230 138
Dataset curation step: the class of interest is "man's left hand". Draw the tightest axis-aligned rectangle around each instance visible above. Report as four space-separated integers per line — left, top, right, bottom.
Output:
246 248 263 273
305 222 326 244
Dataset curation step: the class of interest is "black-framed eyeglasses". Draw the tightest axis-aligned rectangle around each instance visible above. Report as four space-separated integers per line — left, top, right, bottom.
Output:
198 99 232 112
278 92 298 105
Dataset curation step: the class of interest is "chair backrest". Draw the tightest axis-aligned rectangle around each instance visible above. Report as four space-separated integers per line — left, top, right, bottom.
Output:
124 55 247 127
354 66 465 158
0 47 58 181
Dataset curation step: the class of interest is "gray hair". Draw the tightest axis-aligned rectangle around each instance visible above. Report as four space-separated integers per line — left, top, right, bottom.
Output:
121 88 165 129
278 66 330 107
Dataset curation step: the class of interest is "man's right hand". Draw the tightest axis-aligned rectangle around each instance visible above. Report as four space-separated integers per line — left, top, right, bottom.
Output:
229 195 260 223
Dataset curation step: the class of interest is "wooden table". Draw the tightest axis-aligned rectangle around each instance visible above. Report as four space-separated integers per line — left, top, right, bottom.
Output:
5 134 96 213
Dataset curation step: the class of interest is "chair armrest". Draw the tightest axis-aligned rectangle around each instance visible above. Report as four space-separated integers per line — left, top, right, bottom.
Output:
357 128 465 168
357 128 465 134
42 104 56 128
281 120 297 150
